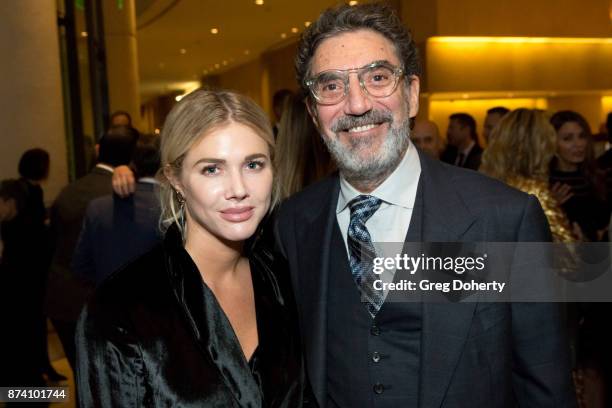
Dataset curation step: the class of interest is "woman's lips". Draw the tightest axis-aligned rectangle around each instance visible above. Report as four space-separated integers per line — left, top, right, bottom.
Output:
219 207 255 222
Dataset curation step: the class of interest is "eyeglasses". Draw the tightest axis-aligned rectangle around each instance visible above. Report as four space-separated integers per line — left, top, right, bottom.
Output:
305 61 404 105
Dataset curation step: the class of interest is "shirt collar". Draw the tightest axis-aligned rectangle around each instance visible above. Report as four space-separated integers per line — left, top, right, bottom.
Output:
337 140 421 213
138 177 158 185
95 163 114 174
460 140 475 156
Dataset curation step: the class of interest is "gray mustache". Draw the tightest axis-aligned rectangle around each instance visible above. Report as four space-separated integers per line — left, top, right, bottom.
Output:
331 110 393 133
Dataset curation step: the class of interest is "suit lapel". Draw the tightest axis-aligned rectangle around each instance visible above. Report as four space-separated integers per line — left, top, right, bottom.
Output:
416 152 479 408
294 177 340 407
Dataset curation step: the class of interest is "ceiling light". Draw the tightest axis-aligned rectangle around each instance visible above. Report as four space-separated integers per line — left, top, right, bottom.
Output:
280 33 287 39
244 50 250 55
180 48 186 54
211 28 219 34
80 31 88 37
203 69 208 75
222 60 228 66
304 21 311 27
255 0 264 4
349 1 358 5
215 63 220 69
154 128 160 134
291 27 298 33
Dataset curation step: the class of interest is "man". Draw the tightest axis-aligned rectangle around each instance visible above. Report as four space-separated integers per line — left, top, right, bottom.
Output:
72 134 161 286
44 126 137 370
483 106 510 142
411 119 442 158
441 112 482 170
276 3 576 407
110 110 132 127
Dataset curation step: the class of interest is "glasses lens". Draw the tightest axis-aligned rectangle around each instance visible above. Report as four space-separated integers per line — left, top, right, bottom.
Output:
313 71 345 103
362 65 397 97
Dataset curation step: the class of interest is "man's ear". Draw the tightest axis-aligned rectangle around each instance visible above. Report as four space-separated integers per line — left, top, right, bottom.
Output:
305 97 321 130
407 75 420 119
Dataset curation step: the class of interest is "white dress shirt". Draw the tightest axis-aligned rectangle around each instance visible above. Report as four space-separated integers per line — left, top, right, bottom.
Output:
336 141 421 291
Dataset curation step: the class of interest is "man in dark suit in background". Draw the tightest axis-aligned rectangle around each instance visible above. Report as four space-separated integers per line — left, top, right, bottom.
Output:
72 134 161 286
441 112 483 170
276 3 576 407
45 126 137 371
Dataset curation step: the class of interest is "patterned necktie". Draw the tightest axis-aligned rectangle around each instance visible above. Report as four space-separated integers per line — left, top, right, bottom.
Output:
347 195 384 317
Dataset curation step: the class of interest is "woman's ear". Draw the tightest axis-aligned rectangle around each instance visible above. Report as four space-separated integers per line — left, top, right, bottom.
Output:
163 165 184 196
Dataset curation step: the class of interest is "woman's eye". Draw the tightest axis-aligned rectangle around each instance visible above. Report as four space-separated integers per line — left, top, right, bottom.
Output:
246 160 265 170
202 165 219 175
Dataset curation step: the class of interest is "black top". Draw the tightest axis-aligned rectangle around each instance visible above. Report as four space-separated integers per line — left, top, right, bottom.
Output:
549 167 609 241
76 225 309 407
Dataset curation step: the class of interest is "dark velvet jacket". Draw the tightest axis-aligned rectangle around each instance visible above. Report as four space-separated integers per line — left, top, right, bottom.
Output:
76 225 308 407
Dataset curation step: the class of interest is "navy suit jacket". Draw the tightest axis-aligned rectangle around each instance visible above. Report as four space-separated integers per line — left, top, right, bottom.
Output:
72 181 161 286
275 150 576 407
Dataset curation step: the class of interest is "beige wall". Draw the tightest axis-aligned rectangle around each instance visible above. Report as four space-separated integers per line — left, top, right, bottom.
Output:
0 0 68 204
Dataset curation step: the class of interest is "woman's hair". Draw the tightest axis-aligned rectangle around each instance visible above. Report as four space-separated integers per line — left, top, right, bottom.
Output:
549 110 605 196
275 93 334 198
18 148 50 181
480 109 556 182
158 89 278 234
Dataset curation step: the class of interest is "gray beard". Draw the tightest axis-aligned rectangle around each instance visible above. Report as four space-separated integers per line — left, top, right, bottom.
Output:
322 114 411 187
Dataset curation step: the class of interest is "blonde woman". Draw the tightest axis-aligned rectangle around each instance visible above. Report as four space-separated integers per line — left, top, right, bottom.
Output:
77 90 308 407
480 108 575 242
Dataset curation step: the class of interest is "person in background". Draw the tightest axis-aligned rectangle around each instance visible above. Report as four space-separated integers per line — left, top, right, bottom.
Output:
17 148 67 382
276 93 335 199
73 134 162 286
549 110 609 242
596 112 612 210
272 89 294 138
483 106 510 143
441 112 483 170
411 119 443 158
77 89 308 407
45 125 138 372
0 179 47 389
481 108 575 242
109 110 132 128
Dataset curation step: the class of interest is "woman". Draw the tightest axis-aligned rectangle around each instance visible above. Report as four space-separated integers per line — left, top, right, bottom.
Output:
480 108 575 242
549 110 609 242
77 90 308 407
275 93 334 199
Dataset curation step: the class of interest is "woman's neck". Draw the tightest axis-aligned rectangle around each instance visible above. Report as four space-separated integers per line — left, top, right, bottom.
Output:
556 158 579 172
184 222 245 285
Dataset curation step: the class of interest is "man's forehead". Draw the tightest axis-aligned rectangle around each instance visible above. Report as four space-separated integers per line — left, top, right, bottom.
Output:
311 29 400 73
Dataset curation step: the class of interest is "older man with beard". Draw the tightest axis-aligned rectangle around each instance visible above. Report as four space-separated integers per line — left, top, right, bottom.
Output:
275 3 577 408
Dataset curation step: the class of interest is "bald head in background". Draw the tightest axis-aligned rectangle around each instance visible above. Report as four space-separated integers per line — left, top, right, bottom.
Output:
411 119 442 158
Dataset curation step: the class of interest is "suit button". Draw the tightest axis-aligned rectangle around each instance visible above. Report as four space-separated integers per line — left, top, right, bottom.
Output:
370 325 380 336
372 352 381 363
373 383 384 394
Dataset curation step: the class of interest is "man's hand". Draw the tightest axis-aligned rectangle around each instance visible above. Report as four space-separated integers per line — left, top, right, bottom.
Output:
112 165 136 197
550 182 573 205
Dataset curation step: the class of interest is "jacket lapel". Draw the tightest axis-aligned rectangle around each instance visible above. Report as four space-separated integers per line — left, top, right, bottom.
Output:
416 152 479 408
294 177 340 407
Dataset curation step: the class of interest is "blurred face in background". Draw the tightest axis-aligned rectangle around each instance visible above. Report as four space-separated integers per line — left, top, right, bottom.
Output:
0 197 17 222
411 120 441 158
483 112 504 142
172 122 273 244
556 121 587 170
446 119 471 149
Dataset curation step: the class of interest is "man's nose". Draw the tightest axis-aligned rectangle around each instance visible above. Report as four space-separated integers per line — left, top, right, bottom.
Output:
344 73 372 116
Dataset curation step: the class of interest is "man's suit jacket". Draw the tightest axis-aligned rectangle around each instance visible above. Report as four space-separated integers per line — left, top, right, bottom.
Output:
72 181 162 286
440 144 483 171
275 151 576 407
45 166 113 322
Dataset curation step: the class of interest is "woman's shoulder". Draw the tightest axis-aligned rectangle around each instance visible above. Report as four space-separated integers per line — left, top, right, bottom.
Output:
87 244 168 316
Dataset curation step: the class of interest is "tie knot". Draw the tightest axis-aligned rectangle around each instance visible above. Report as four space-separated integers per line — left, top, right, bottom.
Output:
348 195 382 223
